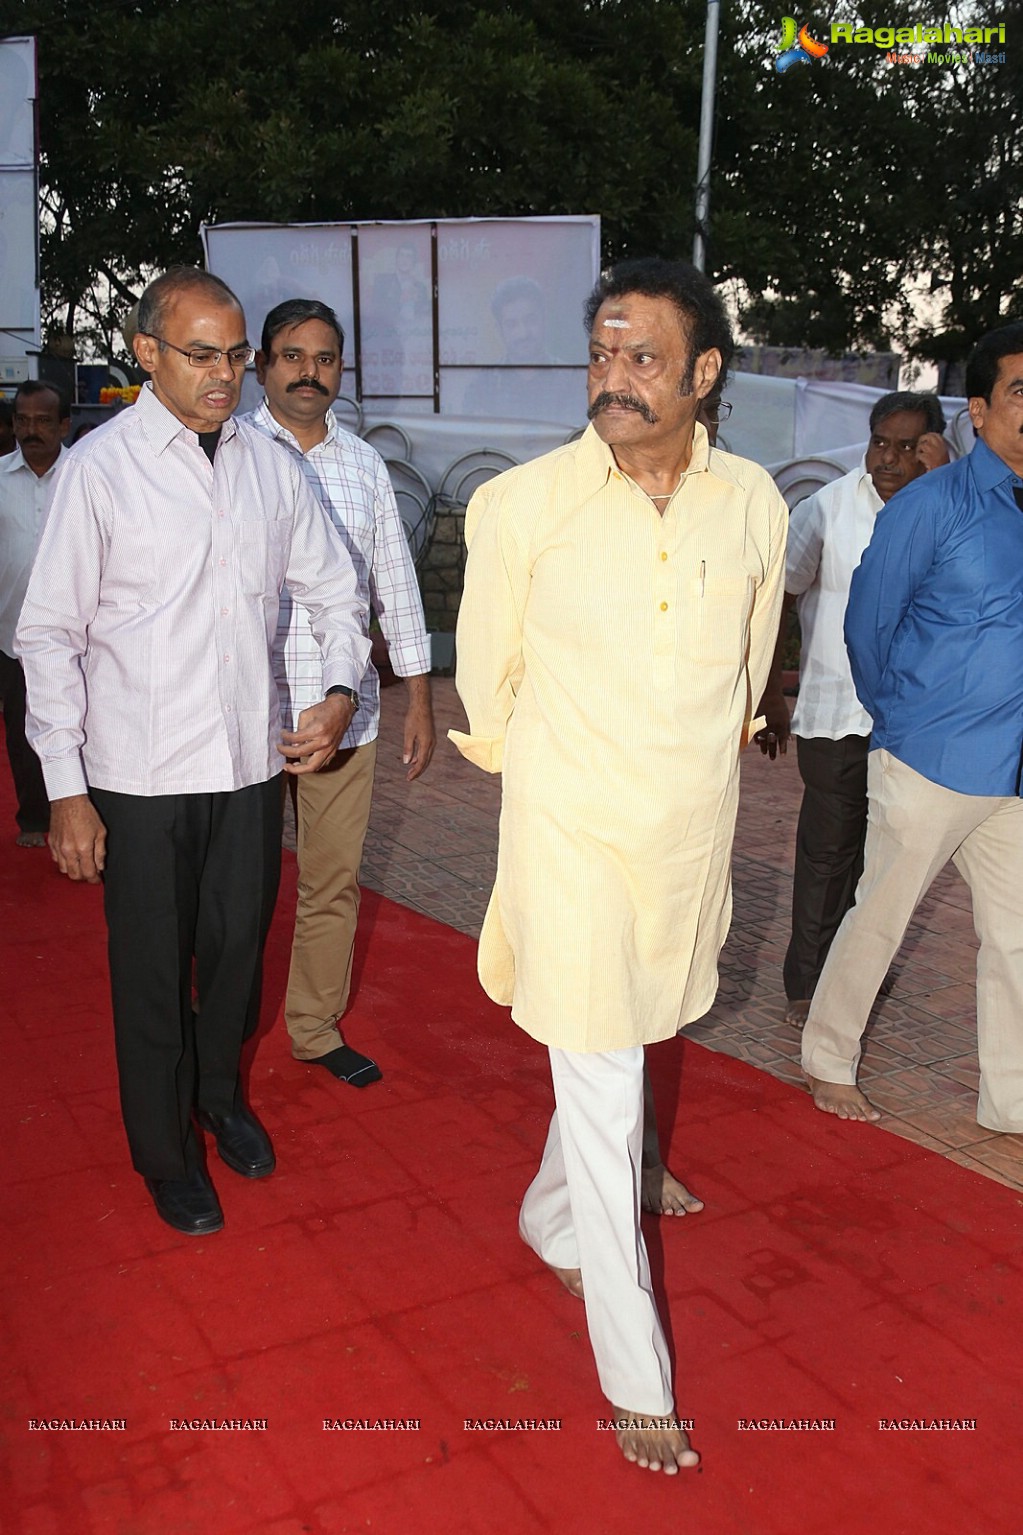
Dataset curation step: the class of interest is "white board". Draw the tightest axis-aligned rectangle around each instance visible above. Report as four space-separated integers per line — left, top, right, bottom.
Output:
202 216 599 427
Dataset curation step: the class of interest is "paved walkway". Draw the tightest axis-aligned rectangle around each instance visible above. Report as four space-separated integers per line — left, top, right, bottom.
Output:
348 676 1023 1196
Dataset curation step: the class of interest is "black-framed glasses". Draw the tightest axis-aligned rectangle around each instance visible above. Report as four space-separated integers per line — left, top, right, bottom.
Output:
142 335 255 369
704 400 733 424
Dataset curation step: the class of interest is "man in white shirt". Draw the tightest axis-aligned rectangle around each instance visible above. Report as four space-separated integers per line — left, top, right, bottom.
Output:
0 381 69 845
17 268 370 1237
245 299 435 1088
783 393 948 1025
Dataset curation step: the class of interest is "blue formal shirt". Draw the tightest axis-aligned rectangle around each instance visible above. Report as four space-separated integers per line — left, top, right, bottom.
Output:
845 437 1023 796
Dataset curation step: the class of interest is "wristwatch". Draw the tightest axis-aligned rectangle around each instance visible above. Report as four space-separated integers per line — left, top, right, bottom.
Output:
325 684 360 711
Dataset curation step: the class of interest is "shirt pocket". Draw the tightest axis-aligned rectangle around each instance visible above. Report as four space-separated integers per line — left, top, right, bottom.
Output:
236 520 291 597
688 573 755 668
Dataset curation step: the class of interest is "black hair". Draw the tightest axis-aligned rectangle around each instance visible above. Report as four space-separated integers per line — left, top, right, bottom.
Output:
964 323 1023 403
260 299 345 359
869 391 946 435
583 256 734 393
14 378 70 419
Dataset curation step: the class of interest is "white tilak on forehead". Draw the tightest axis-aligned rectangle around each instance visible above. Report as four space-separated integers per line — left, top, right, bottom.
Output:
602 318 630 328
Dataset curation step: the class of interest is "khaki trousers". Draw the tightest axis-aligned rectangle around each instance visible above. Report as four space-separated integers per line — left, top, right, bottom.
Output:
285 740 377 1060
519 1045 674 1416
802 749 1023 1131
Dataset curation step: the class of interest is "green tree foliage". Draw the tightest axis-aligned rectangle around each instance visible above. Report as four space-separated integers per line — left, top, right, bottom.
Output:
17 0 707 353
722 3 1023 370
10 0 1022 365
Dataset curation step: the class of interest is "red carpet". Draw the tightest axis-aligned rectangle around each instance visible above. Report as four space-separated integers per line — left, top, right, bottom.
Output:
3 804 1023 1534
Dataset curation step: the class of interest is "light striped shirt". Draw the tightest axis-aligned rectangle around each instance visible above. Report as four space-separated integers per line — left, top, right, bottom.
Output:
0 444 67 656
16 383 370 800
244 400 431 749
786 461 878 741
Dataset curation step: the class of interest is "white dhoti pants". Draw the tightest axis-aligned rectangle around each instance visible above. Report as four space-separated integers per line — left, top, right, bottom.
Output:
802 749 1023 1131
519 1044 673 1416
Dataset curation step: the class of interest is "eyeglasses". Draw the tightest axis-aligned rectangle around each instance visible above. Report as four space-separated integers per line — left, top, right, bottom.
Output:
703 400 733 424
142 335 255 369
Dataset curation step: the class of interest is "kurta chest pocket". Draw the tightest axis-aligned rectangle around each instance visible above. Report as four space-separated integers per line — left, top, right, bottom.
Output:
688 573 756 666
235 520 290 595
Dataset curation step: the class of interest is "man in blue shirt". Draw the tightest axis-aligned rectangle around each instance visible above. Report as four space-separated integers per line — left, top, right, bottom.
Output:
802 322 1023 1131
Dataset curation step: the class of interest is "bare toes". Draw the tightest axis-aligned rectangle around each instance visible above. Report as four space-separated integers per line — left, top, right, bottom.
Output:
641 1166 705 1218
612 1410 699 1474
805 1074 880 1122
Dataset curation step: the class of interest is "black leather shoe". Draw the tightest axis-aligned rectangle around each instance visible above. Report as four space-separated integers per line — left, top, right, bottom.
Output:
145 1168 224 1235
196 1105 276 1179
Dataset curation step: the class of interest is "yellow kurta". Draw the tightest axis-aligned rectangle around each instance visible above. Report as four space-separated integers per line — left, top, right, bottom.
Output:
450 423 787 1052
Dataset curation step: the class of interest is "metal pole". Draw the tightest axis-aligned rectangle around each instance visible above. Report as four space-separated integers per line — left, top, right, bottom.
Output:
692 0 721 272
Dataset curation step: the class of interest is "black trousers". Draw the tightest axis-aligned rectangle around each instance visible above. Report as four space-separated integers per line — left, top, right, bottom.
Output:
91 777 283 1180
0 650 49 834
783 733 870 1002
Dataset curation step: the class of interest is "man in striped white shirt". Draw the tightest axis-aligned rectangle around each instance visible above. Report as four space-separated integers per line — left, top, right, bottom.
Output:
245 299 434 1089
17 269 370 1236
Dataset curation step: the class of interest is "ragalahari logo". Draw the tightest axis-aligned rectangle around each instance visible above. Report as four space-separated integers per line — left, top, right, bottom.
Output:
776 16 830 70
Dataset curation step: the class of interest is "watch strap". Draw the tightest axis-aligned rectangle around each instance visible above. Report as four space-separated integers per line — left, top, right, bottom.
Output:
325 684 360 710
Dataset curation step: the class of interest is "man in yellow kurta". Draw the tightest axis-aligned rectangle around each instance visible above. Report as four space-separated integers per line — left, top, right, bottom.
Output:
451 258 787 1474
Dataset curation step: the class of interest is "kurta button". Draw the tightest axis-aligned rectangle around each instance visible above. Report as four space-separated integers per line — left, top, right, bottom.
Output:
221 607 229 615
223 654 231 663
660 601 668 612
660 551 668 561
219 558 226 567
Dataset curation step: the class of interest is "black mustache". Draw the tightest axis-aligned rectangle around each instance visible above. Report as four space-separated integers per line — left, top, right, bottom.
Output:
587 391 659 425
19 434 44 445
286 378 330 396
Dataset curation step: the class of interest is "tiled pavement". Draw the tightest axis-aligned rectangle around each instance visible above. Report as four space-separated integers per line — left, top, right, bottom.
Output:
321 675 1023 1196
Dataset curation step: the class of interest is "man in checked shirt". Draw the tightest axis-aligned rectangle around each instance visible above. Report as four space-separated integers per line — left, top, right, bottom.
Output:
244 299 435 1089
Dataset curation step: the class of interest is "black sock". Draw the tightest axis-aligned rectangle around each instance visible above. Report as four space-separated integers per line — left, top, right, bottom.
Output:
312 1045 382 1086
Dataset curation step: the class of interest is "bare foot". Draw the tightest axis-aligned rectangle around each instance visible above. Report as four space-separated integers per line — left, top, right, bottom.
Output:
804 1073 880 1121
784 998 811 1027
641 1166 705 1218
611 1409 700 1474
16 831 48 848
548 1264 584 1299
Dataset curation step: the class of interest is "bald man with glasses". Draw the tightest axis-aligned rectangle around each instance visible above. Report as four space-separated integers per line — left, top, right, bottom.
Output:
18 267 369 1236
